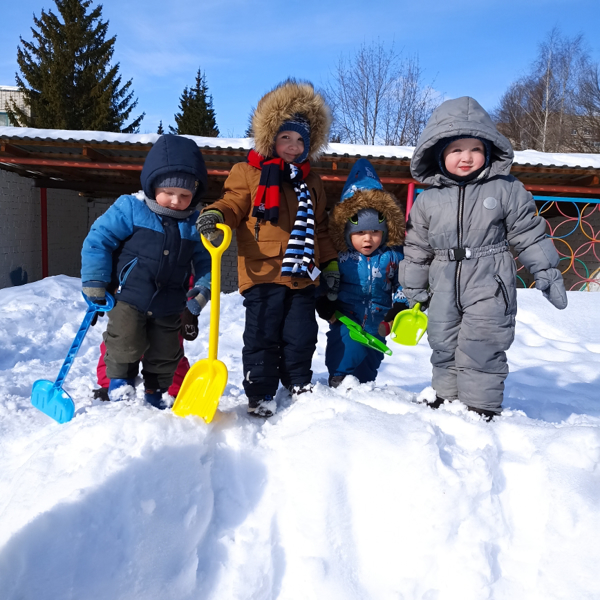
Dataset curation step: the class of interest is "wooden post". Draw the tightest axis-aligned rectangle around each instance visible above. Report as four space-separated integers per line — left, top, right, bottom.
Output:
406 182 415 221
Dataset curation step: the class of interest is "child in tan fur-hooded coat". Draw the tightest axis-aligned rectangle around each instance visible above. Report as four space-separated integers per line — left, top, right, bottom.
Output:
196 79 338 418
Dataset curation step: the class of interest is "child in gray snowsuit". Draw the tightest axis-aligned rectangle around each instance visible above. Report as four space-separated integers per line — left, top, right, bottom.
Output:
399 96 567 420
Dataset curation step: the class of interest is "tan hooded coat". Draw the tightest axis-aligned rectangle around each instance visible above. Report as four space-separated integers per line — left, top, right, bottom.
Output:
208 80 337 293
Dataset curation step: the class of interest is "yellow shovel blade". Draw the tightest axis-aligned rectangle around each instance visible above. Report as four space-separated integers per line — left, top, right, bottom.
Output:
171 358 228 423
390 303 428 346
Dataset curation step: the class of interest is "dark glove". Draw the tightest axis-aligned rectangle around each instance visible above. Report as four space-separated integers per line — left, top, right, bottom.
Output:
196 210 224 241
534 268 567 309
321 260 340 301
82 281 107 326
181 307 199 341
316 296 338 322
186 286 210 316
378 302 409 337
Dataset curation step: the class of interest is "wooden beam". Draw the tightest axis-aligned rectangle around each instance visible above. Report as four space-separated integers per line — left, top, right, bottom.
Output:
0 143 31 158
82 146 110 162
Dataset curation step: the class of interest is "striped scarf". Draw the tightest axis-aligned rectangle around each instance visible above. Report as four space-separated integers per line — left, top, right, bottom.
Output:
247 150 317 279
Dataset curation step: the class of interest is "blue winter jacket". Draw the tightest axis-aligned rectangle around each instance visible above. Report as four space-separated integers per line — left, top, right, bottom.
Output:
81 194 210 318
336 246 408 335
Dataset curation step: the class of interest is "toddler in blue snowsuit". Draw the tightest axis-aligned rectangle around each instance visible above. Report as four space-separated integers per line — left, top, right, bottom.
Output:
317 159 409 387
81 134 211 409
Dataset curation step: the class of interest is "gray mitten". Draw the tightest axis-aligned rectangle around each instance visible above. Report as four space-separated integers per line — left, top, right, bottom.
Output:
196 210 224 241
404 288 430 310
534 268 568 310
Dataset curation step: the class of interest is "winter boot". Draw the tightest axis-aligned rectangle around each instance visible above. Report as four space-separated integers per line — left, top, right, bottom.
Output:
287 382 314 398
328 375 346 389
108 378 136 401
93 387 110 402
427 395 448 409
466 405 498 422
145 388 169 410
247 395 277 418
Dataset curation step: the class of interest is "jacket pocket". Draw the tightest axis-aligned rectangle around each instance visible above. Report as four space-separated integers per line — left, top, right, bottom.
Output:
117 258 138 293
238 240 281 259
494 275 511 316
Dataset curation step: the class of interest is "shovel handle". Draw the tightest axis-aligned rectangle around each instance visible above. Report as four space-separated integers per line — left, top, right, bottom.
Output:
201 224 232 361
54 292 115 389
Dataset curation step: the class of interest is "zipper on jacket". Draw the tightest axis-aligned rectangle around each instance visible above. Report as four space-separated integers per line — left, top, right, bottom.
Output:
455 186 465 312
117 258 138 294
494 275 511 316
254 221 261 241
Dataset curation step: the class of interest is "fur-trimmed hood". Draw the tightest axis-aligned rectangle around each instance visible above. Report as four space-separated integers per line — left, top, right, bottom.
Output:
251 79 331 162
329 188 406 252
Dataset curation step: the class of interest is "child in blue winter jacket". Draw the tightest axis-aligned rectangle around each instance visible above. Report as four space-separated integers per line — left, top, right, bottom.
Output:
317 159 409 387
81 134 211 409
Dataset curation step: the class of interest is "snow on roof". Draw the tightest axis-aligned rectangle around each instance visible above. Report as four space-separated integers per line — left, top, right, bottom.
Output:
1 125 599 169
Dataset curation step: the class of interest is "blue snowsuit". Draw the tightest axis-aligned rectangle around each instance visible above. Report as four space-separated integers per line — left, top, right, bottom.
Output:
326 246 408 382
81 195 210 317
80 134 211 390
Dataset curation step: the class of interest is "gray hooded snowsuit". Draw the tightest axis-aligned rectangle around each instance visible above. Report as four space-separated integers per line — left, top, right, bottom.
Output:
399 97 564 414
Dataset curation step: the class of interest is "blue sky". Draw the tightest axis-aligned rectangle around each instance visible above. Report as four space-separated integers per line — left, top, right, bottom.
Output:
2 0 600 136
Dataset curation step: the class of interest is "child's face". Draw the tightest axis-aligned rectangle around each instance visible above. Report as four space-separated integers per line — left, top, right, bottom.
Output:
443 138 486 177
275 130 305 163
351 230 383 256
154 187 194 211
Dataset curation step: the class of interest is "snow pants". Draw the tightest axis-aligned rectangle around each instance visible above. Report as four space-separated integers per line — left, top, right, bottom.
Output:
325 321 384 383
103 301 183 390
97 340 190 397
241 283 318 398
427 294 516 414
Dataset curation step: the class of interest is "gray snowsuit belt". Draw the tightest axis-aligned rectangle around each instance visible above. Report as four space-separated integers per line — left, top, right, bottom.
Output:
433 240 509 261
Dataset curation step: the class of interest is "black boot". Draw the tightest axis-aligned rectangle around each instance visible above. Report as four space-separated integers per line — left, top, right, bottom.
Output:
466 405 498 422
93 387 110 402
247 395 276 418
328 375 346 389
427 395 453 409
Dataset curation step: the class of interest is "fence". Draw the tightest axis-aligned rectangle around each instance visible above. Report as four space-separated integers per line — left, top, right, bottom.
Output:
411 190 600 292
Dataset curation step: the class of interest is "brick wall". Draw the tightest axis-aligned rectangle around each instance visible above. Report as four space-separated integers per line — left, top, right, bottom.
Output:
0 170 41 287
0 169 241 291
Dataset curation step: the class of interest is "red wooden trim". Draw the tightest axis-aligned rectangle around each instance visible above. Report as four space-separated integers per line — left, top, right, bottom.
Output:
406 182 415 221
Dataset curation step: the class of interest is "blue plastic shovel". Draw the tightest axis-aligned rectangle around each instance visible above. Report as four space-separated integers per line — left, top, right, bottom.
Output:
31 292 115 424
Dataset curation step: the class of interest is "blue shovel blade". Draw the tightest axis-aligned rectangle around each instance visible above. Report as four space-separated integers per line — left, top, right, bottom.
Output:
31 379 75 424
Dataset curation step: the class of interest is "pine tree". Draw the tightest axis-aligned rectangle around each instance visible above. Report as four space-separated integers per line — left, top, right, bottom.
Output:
157 120 164 134
169 69 219 137
7 0 144 132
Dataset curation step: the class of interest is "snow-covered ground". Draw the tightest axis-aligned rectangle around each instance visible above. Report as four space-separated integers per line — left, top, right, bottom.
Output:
0 275 599 600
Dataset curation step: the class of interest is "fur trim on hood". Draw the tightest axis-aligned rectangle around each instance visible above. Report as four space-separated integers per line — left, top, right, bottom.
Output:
251 79 331 162
329 188 405 253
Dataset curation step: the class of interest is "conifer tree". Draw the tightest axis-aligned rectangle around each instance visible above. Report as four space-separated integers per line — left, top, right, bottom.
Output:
7 0 143 132
170 69 219 137
157 120 164 134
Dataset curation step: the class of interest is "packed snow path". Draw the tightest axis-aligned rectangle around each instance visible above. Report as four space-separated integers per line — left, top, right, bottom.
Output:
0 276 599 600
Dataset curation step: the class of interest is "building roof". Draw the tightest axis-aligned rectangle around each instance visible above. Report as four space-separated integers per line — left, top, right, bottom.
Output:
1 126 599 200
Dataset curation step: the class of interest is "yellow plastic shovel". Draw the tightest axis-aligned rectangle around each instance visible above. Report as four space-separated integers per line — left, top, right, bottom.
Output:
389 302 428 346
172 223 232 422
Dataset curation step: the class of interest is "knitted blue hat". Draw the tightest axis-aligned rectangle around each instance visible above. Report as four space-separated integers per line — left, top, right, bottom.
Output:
341 158 384 201
342 159 388 248
275 114 310 162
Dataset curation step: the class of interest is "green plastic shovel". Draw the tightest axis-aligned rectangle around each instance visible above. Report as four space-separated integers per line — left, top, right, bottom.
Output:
390 303 428 346
335 311 392 356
